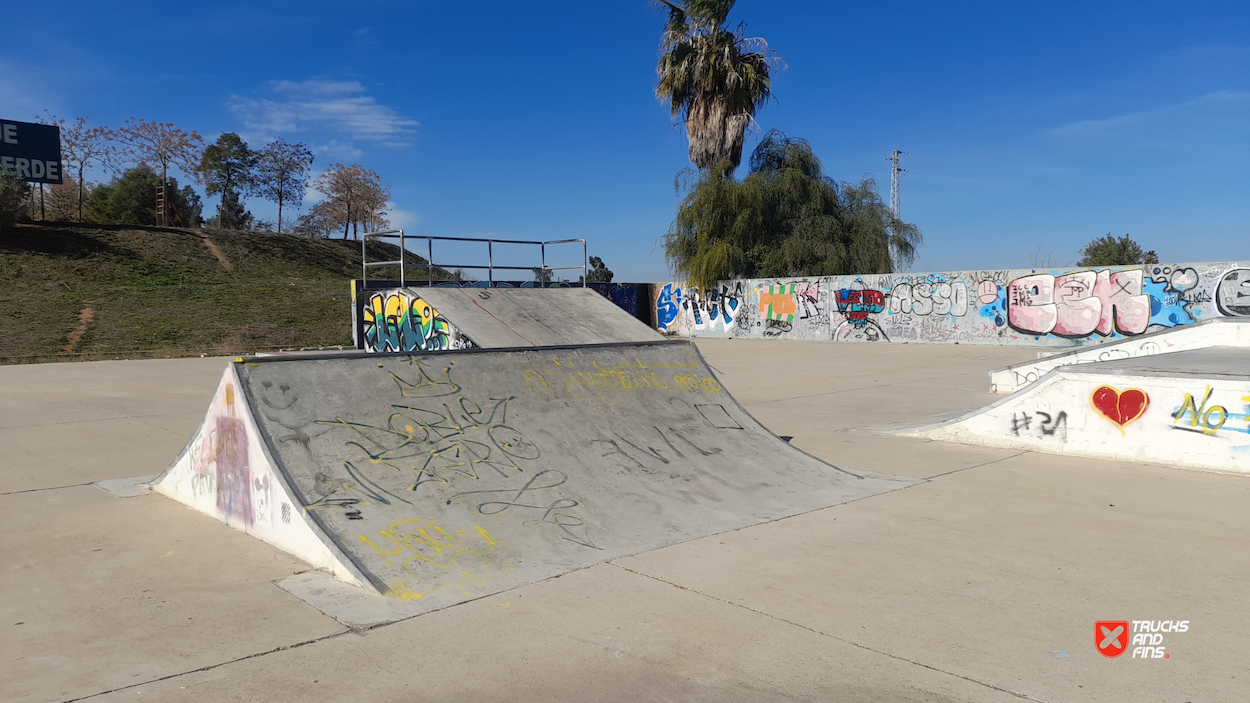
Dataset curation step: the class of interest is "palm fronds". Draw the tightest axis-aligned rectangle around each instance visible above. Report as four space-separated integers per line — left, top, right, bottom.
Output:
655 0 779 171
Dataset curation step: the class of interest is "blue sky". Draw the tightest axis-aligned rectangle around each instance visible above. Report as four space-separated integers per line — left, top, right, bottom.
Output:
3 1 1247 281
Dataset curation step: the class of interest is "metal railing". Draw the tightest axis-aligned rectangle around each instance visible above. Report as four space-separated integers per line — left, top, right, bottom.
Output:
361 230 588 288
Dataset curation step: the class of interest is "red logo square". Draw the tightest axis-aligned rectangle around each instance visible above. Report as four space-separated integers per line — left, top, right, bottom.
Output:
1097 621 1129 658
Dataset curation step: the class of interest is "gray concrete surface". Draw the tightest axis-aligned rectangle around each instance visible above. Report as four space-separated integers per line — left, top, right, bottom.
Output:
412 287 663 347
230 341 913 608
1064 345 1250 379
3 339 1248 702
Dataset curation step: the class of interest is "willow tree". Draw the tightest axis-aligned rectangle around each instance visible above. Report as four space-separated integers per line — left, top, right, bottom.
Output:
655 0 777 171
664 131 922 290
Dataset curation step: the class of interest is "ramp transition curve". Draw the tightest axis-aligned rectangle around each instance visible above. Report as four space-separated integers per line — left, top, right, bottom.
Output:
354 286 662 352
902 348 1250 474
153 341 915 613
989 318 1250 394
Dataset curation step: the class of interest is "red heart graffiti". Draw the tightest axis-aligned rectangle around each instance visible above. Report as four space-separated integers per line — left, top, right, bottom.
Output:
1090 385 1150 431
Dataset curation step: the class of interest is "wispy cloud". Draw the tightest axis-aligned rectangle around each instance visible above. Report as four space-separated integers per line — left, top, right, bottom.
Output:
313 140 363 161
387 204 417 229
1045 91 1250 152
228 79 417 147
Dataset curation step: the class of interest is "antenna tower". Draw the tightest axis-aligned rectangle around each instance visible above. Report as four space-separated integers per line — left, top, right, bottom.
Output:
885 149 906 217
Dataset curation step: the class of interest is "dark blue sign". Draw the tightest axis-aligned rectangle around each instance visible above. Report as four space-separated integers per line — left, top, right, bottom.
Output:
0 119 63 184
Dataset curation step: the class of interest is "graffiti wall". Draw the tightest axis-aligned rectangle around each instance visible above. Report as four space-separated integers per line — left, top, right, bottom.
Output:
353 281 653 349
357 289 477 353
653 263 1250 347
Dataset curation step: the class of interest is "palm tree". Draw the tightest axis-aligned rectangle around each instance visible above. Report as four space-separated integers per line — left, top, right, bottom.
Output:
655 0 778 172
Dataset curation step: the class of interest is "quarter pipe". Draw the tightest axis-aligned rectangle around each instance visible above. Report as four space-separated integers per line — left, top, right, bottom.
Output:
153 340 916 613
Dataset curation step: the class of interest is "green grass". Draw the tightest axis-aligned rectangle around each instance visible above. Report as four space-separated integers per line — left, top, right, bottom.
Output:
0 222 447 362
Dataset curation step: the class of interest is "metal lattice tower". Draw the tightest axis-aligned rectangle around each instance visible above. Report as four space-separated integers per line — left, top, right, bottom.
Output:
885 149 906 217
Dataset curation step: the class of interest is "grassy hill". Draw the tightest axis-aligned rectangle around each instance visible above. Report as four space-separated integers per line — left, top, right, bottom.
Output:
0 222 450 362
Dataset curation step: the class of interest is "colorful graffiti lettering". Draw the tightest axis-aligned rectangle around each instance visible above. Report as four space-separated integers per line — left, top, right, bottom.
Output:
363 291 473 352
655 282 683 332
1007 270 1152 337
835 287 886 325
833 283 889 341
656 283 745 334
760 283 798 322
795 281 820 319
1171 387 1250 437
653 260 1244 346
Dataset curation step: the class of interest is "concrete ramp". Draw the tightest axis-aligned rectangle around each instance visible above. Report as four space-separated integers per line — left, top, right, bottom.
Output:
989 318 1250 394
355 286 662 352
154 341 915 614
901 347 1250 474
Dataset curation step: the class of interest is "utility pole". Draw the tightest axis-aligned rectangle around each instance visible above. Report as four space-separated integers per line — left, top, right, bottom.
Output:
885 149 906 217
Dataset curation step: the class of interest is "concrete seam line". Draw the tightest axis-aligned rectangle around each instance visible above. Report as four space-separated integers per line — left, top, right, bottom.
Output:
0 481 94 496
58 628 352 703
0 409 185 431
0 415 138 430
922 451 1030 480
606 562 1051 703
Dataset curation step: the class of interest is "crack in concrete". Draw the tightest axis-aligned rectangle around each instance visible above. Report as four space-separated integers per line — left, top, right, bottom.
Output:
59 629 351 702
607 562 1050 703
0 482 94 497
922 451 1030 480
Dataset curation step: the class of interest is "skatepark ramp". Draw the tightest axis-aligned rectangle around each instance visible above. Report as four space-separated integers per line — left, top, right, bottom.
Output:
353 286 663 352
152 340 915 613
900 348 1250 474
990 318 1250 394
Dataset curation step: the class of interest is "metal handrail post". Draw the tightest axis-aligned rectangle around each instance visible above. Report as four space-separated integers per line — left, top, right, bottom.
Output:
541 243 546 286
428 238 433 286
583 240 588 287
399 229 405 287
488 241 493 286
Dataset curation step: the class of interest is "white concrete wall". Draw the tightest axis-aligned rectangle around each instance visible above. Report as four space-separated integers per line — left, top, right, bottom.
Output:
989 320 1250 393
901 369 1250 474
653 262 1250 348
151 365 366 587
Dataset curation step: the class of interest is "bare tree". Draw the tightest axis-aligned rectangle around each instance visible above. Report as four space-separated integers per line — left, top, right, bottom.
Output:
36 112 116 222
255 139 314 234
48 176 86 221
293 200 337 238
1026 247 1067 269
115 118 204 225
313 163 387 239
359 179 391 234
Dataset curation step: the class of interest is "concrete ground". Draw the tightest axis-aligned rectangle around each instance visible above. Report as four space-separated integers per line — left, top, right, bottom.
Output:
3 339 1247 702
